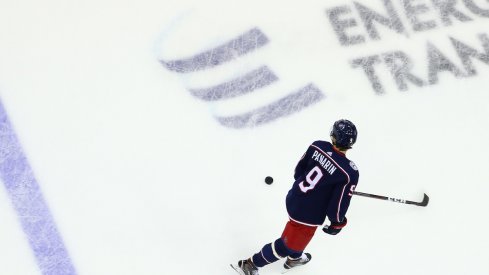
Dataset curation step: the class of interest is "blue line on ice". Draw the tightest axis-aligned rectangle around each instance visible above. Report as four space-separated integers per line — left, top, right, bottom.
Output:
0 99 77 275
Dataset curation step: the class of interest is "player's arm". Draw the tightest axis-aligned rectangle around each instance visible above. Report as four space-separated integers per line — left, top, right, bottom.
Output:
293 144 314 180
323 178 358 235
294 152 307 180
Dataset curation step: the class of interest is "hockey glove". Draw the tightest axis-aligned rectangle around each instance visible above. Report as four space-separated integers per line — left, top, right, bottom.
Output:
322 217 347 235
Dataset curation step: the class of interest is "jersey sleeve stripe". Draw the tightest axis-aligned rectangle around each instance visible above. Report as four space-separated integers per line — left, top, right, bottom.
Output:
311 145 351 222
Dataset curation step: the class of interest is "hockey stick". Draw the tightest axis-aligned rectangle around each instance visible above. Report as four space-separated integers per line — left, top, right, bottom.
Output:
352 191 429 207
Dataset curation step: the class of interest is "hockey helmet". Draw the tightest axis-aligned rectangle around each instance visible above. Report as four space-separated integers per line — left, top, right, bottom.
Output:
330 119 357 149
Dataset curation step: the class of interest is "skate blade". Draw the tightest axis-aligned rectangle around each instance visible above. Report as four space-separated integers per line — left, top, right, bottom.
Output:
230 264 245 275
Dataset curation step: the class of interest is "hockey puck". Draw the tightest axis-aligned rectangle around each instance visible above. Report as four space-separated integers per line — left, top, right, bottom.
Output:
265 176 273 185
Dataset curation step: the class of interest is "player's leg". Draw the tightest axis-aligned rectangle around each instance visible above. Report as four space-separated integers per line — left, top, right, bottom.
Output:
234 220 317 274
234 238 290 275
281 219 317 269
250 238 294 267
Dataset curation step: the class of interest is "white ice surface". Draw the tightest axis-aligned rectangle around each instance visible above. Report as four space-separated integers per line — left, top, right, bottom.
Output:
0 0 488 274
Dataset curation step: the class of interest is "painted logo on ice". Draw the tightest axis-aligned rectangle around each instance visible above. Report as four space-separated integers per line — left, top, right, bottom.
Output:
155 11 325 129
155 0 489 127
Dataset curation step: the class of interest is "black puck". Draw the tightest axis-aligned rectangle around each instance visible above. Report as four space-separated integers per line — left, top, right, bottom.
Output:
265 176 274 185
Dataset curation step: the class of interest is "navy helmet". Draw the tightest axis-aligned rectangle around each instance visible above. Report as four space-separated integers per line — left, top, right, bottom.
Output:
330 119 357 149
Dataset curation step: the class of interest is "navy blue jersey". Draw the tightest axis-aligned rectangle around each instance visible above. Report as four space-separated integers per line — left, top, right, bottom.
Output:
286 141 359 226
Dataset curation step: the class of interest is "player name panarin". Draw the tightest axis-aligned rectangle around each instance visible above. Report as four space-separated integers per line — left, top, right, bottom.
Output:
312 150 337 175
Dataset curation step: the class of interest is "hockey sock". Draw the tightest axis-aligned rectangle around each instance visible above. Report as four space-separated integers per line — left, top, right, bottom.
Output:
251 238 294 268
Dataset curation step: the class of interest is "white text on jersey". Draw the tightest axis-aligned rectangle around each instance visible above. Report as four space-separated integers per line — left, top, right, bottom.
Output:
312 150 337 175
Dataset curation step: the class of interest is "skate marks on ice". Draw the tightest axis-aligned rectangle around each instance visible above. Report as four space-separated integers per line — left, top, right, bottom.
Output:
157 23 325 128
0 99 77 275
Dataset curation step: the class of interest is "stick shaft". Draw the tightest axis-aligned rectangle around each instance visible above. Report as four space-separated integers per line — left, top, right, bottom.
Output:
352 191 429 207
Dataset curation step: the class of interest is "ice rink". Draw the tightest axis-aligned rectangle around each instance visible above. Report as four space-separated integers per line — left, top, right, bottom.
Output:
1 0 489 274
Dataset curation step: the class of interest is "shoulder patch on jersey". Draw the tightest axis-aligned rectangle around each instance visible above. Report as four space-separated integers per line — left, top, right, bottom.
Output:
349 161 358 171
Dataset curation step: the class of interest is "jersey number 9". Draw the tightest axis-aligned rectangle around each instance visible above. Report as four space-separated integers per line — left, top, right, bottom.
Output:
299 166 323 193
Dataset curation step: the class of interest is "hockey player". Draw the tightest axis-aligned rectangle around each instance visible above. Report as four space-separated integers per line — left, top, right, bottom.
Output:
233 119 359 275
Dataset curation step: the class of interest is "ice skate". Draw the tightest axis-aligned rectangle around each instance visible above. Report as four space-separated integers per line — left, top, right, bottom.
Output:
230 258 259 275
283 253 311 270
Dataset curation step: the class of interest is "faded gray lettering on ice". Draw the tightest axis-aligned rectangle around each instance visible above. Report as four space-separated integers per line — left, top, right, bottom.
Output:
326 0 489 94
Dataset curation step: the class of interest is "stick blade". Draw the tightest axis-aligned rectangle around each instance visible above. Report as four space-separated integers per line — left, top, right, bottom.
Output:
417 193 429 207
